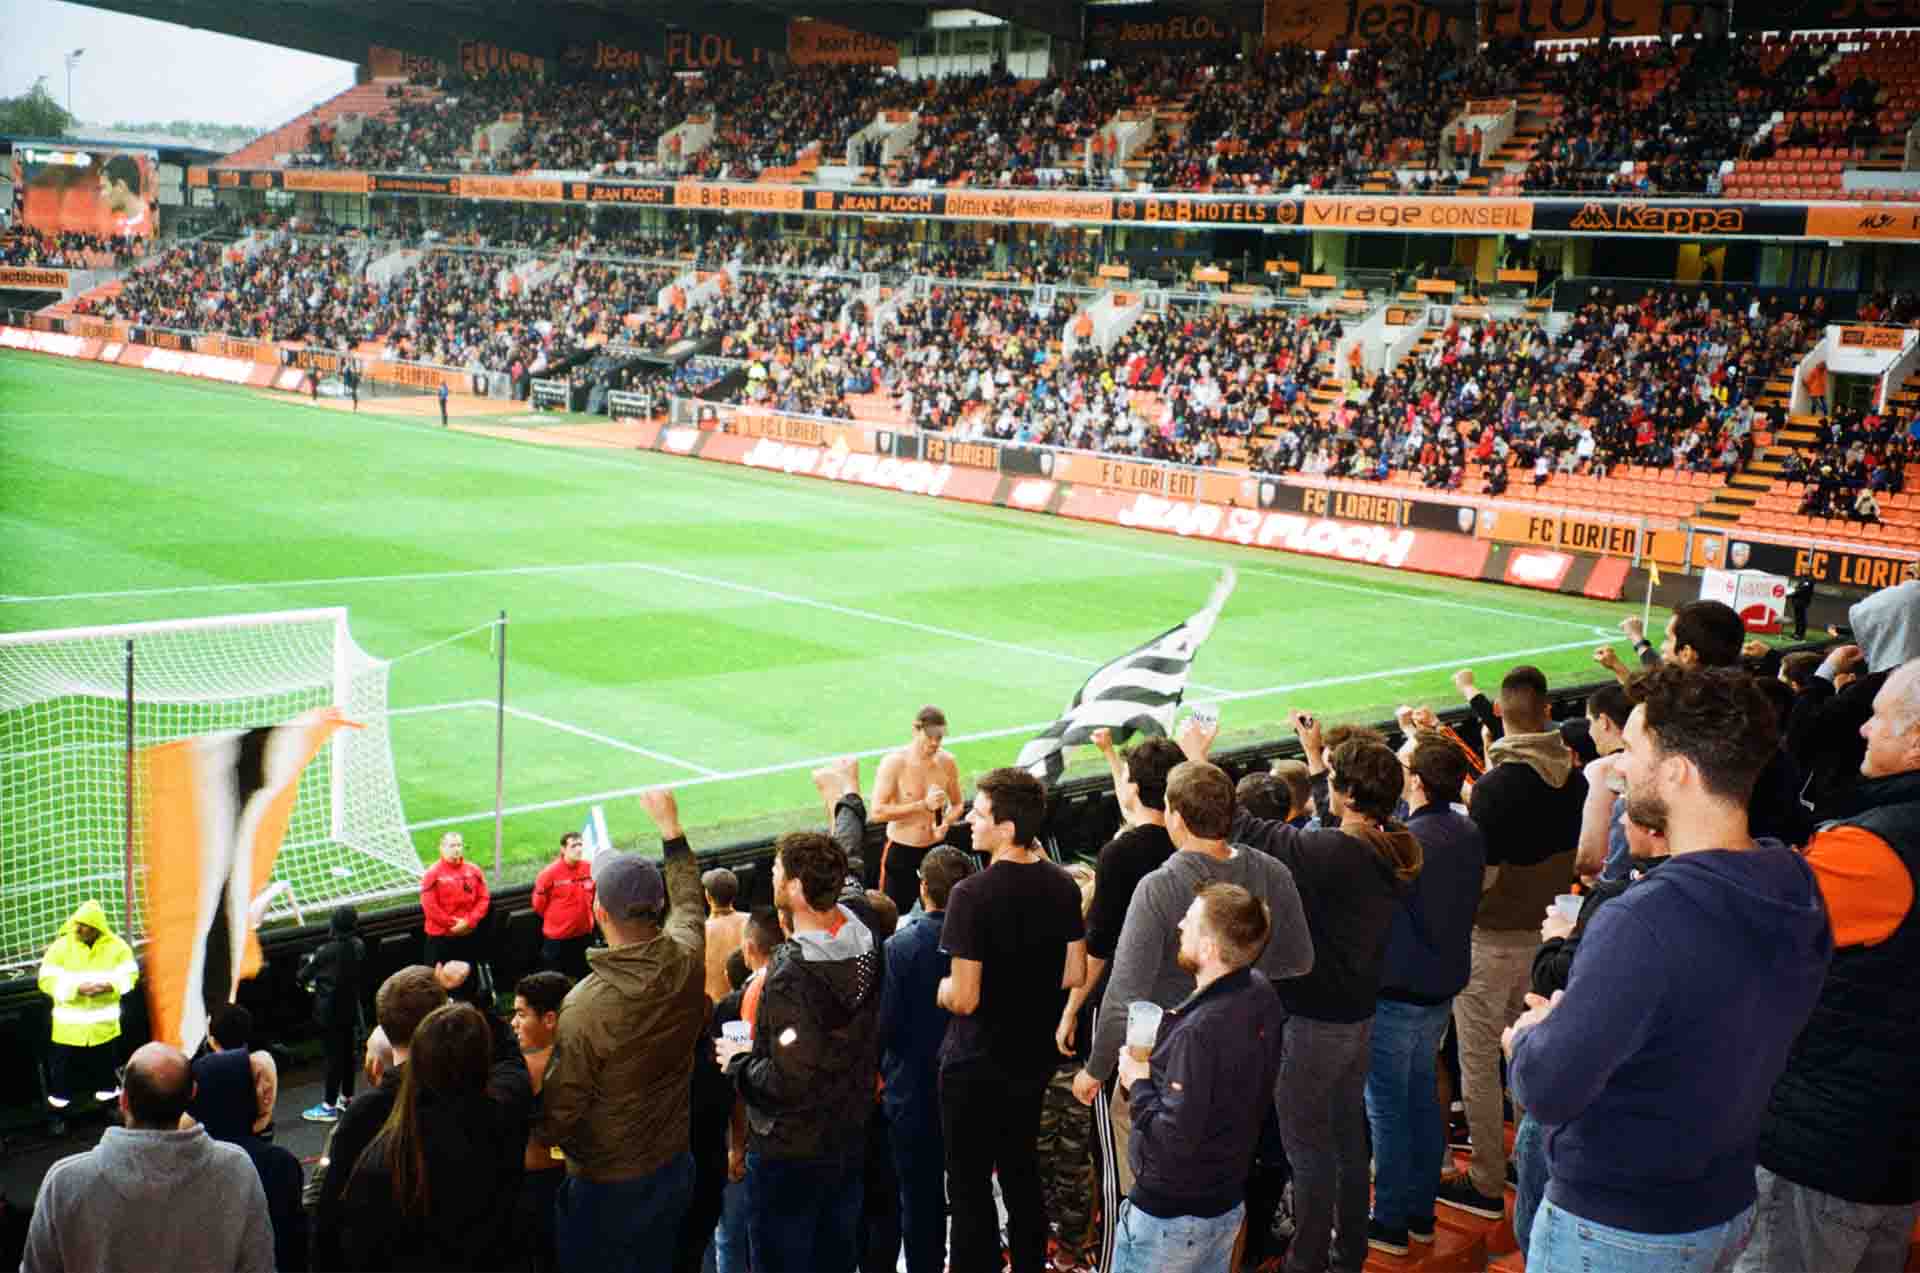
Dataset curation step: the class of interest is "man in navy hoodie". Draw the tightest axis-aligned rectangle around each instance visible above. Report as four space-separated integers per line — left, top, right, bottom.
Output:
1365 735 1486 1256
878 845 975 1273
1504 665 1832 1273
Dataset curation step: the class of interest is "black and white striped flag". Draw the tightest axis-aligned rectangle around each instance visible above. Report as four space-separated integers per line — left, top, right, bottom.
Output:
1017 569 1236 784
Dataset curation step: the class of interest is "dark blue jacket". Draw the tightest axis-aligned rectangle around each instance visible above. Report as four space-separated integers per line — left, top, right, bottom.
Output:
1379 803 1486 1005
879 907 949 1123
1129 966 1286 1220
1509 845 1831 1235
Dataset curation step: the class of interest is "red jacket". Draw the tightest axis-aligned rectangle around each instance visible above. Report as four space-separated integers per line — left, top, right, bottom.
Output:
420 860 490 937
532 858 596 940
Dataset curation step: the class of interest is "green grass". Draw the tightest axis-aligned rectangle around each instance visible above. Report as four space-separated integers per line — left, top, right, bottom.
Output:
2 348 1678 929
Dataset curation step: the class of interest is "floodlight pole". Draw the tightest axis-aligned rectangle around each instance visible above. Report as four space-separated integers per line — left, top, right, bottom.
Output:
123 639 135 937
65 49 83 116
493 610 507 885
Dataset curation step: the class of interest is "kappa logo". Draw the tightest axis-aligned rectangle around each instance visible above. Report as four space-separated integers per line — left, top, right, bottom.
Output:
1566 201 1746 236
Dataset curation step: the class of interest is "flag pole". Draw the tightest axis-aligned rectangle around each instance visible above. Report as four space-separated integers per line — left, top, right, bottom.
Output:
1643 572 1654 633
493 610 507 888
124 639 136 941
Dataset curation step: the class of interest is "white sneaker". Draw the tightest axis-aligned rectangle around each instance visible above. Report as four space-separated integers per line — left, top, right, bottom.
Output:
93 1088 120 1103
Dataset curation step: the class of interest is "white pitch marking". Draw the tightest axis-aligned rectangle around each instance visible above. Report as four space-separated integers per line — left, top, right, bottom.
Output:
402 634 1614 831
503 705 720 776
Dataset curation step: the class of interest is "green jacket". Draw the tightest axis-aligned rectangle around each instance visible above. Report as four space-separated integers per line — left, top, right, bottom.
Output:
39 899 138 1047
538 838 705 1181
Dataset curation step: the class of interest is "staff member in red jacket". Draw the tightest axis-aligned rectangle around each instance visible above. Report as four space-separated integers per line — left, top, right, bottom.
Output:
421 832 491 974
532 832 596 981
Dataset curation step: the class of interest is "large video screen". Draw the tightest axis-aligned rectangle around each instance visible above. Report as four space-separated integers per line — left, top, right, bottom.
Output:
11 146 157 239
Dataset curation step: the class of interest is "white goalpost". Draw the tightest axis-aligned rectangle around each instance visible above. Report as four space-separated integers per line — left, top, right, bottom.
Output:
0 608 421 975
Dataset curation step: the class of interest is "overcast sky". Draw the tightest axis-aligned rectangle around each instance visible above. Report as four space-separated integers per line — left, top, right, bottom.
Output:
1 0 356 128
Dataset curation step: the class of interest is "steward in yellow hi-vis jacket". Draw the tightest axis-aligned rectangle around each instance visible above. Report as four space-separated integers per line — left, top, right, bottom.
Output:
38 899 139 1109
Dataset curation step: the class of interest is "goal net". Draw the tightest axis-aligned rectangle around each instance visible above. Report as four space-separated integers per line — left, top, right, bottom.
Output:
0 608 420 975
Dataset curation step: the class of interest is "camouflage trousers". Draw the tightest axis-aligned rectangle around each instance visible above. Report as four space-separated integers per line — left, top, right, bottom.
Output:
1038 1059 1099 1261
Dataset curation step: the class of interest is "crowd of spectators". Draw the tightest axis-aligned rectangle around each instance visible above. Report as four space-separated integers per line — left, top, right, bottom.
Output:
1520 37 1825 195
1784 405 1916 520
1146 37 1534 194
22 578 1920 1273
96 234 383 351
0 228 140 269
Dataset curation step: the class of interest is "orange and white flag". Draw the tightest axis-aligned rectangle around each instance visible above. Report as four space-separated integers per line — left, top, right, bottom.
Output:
140 707 358 1054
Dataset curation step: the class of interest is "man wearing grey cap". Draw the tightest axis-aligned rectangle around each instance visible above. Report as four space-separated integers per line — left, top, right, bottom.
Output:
541 789 706 1273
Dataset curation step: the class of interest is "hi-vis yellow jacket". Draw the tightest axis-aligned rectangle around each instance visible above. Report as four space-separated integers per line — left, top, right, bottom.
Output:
38 900 138 1047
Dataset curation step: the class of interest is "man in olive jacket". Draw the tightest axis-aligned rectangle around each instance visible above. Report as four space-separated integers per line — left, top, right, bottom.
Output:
541 788 706 1273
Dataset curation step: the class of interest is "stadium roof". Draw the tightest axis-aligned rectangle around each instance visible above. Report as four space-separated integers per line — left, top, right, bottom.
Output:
69 0 1088 60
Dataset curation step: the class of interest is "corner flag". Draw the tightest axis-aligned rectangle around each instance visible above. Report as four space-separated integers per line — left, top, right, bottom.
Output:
1016 570 1236 784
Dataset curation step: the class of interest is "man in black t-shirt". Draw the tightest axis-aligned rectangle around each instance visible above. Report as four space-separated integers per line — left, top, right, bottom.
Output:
940 767 1088 1273
1057 731 1183 1266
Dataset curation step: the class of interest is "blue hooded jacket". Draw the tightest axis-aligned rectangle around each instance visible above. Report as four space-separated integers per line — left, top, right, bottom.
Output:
1509 843 1832 1235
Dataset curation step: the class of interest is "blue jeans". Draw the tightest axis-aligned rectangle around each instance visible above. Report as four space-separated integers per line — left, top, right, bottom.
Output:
1527 1197 1755 1273
555 1153 695 1273
1110 1200 1244 1273
745 1150 863 1273
1363 998 1452 1232
887 1102 946 1273
709 1178 751 1273
1512 1113 1549 1254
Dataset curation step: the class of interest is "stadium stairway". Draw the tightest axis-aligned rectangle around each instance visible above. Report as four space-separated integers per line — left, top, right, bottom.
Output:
223 81 423 169
1486 94 1555 196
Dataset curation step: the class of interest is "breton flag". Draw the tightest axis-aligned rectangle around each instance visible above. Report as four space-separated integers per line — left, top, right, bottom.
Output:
580 804 613 861
1016 570 1236 785
139 707 359 1056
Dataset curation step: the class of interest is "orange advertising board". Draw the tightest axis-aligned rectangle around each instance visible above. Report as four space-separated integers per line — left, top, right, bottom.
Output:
1481 0 1686 40
673 182 806 212
1416 278 1457 294
462 174 564 202
1805 204 1920 242
1484 509 1649 557
282 170 369 195
1839 325 1909 350
1496 268 1539 284
368 45 445 79
1299 273 1337 288
787 19 899 66
1264 0 1451 48
1304 197 1533 233
0 267 70 290
1050 453 1243 504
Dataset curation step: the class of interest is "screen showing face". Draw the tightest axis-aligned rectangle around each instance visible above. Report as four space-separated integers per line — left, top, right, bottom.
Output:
16 147 155 239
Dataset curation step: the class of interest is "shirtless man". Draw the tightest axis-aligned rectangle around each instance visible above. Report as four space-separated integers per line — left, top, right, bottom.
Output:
871 705 963 917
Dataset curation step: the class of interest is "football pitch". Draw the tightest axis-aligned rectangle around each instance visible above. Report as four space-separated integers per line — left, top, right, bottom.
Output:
1 349 1665 893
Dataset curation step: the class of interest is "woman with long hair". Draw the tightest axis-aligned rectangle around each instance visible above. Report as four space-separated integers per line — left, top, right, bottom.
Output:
341 1001 527 1271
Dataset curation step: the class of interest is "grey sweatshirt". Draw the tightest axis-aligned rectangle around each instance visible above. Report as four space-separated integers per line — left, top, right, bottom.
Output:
1087 845 1314 1081
23 1125 274 1273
